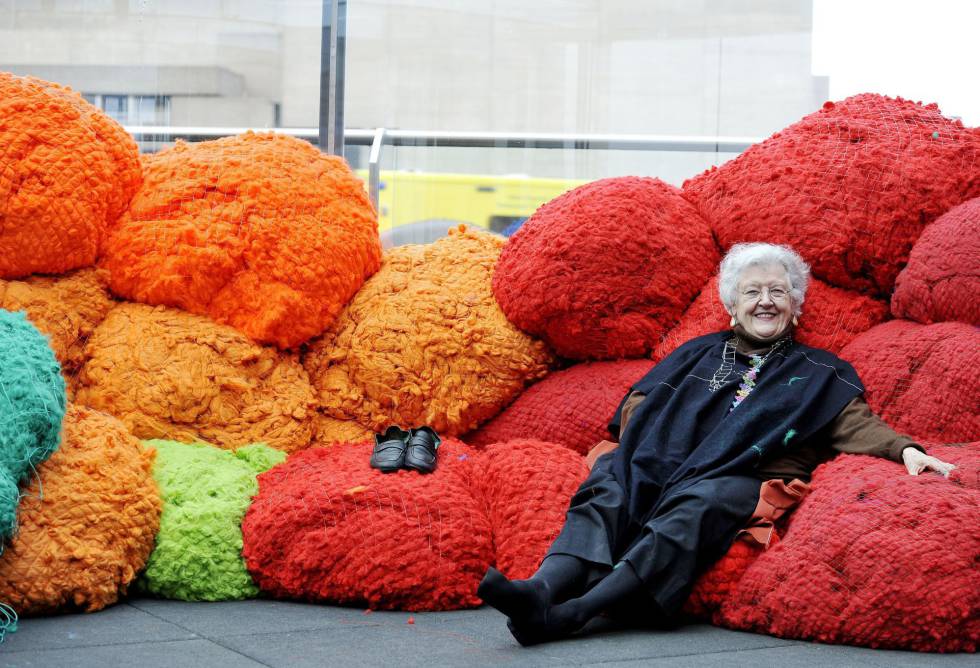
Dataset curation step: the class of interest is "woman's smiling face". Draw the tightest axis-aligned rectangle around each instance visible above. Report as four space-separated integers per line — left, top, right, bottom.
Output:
733 263 794 341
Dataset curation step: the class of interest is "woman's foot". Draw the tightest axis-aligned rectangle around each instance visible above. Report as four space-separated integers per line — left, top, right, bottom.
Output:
477 567 551 623
505 600 587 646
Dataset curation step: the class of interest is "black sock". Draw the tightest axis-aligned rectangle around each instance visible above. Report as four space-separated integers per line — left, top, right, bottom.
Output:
477 554 587 621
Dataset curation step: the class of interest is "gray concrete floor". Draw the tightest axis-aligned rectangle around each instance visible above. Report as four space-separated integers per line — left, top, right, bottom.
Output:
0 597 974 667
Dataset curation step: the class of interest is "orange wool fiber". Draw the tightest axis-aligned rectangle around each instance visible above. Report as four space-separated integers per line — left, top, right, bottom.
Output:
100 132 382 349
0 72 141 279
0 404 161 615
304 226 554 437
74 302 317 453
0 268 115 395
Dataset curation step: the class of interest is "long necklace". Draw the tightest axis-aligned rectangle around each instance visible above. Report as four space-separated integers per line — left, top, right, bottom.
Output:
729 338 790 412
707 338 738 392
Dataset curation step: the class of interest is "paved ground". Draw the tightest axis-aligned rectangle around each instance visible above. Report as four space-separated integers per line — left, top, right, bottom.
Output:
0 598 974 667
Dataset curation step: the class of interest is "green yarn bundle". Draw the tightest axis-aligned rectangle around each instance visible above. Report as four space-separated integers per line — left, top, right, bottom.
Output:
0 309 67 543
138 440 286 601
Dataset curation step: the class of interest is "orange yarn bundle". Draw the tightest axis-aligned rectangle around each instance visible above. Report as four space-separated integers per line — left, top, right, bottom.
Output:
304 226 553 437
101 132 382 349
0 405 161 615
75 302 317 453
0 72 141 279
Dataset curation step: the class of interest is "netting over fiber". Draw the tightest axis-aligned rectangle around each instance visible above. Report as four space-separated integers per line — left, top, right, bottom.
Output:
0 309 67 542
654 276 889 361
303 226 553 437
75 302 317 453
715 445 979 652
493 176 719 359
0 405 160 615
139 440 286 601
0 72 141 279
683 94 980 295
0 268 115 397
242 439 493 611
891 196 980 325
100 132 382 349
839 320 979 443
465 360 654 454
474 440 589 579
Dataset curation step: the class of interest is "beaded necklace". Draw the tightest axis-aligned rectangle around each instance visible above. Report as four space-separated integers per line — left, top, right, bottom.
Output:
729 337 790 412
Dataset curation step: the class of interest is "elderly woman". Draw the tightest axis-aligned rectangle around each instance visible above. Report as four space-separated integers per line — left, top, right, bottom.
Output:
478 242 955 646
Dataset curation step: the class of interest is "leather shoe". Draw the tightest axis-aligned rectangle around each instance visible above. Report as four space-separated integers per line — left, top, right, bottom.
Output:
370 426 410 473
404 426 441 473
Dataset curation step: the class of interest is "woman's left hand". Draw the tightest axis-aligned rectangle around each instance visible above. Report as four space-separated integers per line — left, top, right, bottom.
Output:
902 448 956 477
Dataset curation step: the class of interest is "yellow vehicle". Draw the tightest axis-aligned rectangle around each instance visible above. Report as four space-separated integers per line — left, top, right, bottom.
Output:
357 170 586 245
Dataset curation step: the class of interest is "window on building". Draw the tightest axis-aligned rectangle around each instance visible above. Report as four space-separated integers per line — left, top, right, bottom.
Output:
102 95 128 123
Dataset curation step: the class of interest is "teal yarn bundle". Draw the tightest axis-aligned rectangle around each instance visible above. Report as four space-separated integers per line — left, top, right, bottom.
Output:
138 440 287 601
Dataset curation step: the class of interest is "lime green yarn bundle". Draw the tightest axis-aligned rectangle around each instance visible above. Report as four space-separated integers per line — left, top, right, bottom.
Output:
139 440 287 601
0 309 67 544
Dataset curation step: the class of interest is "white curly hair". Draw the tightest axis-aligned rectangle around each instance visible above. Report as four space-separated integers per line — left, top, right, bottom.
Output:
717 243 810 316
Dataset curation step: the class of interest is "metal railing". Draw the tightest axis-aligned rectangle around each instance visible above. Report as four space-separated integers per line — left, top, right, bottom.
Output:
124 126 761 210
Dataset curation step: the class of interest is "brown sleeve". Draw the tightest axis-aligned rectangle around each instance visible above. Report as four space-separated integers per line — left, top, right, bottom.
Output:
615 391 646 443
828 396 924 462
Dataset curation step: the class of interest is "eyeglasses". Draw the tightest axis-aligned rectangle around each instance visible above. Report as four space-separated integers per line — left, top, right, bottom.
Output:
739 287 789 302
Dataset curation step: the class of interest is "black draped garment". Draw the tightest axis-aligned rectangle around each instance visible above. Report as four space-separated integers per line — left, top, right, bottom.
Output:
548 331 864 614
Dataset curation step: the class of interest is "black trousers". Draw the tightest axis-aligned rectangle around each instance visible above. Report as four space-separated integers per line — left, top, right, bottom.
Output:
547 454 762 615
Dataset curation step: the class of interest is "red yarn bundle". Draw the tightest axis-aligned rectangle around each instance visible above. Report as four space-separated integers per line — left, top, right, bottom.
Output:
466 360 654 454
684 94 980 294
241 439 493 611
840 320 979 442
493 177 718 359
892 197 980 326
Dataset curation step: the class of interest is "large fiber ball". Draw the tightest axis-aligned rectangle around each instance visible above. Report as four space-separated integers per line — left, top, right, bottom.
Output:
654 276 889 362
0 268 115 395
466 360 654 454
684 94 980 294
101 132 381 349
0 72 141 278
0 309 67 542
75 302 316 453
839 320 979 442
312 414 374 447
304 227 553 437
716 448 979 652
475 440 589 579
139 440 286 601
493 177 719 359
242 439 493 611
0 405 160 615
892 197 980 325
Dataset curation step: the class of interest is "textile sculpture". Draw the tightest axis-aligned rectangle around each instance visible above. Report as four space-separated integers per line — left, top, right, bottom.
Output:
891 196 980 325
716 444 979 652
839 320 979 443
683 94 980 294
0 405 160 615
654 276 889 362
0 269 115 396
493 176 719 359
74 303 316 453
303 226 553 437
242 439 493 611
100 132 381 349
0 72 141 279
139 440 286 601
0 309 66 542
466 360 654 455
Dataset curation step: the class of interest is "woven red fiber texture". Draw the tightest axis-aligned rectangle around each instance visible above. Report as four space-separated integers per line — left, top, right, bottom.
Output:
466 360 654 454
242 439 493 611
892 197 980 325
303 226 553 437
474 440 589 579
75 302 317 453
683 94 980 295
683 536 775 622
0 73 141 279
654 276 889 362
839 320 979 443
493 177 718 359
716 446 979 652
101 132 381 349
0 405 161 615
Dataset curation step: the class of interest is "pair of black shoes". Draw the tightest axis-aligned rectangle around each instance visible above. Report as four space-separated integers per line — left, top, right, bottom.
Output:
370 426 441 474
